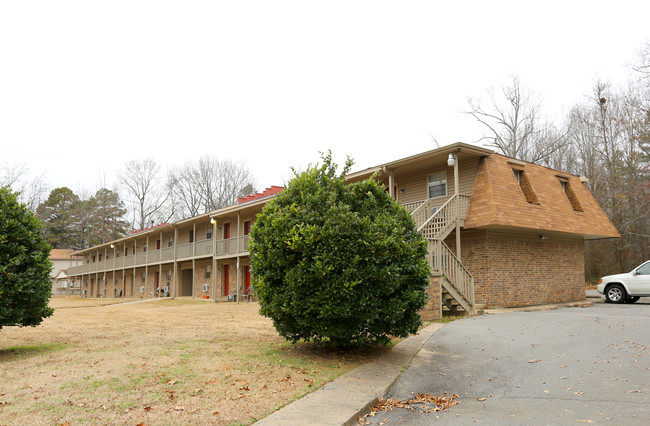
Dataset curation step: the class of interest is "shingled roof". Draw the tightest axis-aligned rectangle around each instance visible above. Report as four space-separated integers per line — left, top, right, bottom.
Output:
464 154 620 239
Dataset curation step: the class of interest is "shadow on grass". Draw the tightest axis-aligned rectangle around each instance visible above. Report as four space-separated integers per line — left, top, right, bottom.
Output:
0 342 69 362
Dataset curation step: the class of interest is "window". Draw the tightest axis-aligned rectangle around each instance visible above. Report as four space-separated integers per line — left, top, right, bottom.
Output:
206 226 212 240
168 236 173 248
205 264 212 279
512 168 539 204
116 251 120 258
141 272 146 283
92 255 96 263
636 262 650 275
427 172 447 198
142 243 147 253
99 254 103 261
558 178 583 212
106 254 110 260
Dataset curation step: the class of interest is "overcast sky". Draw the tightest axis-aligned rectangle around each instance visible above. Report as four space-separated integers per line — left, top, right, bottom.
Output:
1 1 648 195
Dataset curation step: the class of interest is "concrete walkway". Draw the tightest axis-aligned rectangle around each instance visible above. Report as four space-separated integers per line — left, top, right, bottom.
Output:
256 323 445 426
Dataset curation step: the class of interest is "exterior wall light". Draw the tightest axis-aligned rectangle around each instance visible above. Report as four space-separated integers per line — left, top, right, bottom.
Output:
447 153 455 167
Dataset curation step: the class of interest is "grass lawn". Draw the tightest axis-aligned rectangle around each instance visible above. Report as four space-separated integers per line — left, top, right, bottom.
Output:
0 297 389 425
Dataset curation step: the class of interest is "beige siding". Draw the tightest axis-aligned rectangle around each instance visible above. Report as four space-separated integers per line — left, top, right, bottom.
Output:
396 157 481 205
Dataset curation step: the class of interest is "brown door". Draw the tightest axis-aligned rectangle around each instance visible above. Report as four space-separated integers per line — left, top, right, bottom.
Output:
224 264 230 296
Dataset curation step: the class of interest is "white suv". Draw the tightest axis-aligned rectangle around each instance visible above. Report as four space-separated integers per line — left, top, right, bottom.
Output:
597 261 650 304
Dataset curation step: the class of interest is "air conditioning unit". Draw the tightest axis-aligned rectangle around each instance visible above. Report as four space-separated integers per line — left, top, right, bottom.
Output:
139 286 145 293
202 284 210 292
163 285 170 292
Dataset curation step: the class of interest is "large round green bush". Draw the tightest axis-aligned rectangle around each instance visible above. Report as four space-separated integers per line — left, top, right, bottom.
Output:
0 186 53 330
249 154 429 346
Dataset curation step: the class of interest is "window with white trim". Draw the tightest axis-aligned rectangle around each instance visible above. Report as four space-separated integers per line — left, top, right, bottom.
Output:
427 172 447 198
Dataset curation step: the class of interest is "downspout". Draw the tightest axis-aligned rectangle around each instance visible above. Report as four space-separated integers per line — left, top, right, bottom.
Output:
382 166 395 200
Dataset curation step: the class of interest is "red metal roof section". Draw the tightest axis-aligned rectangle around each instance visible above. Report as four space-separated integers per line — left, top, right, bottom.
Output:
130 223 169 234
237 186 283 204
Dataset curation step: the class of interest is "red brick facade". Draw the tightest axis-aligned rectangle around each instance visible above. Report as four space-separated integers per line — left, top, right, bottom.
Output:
420 276 442 320
459 231 585 308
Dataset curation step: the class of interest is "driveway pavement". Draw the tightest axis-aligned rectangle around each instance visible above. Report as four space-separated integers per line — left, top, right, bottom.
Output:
372 301 650 425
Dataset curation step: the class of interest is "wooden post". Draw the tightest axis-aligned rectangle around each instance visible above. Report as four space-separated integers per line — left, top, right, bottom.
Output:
212 218 217 302
173 227 178 299
191 258 195 300
454 152 461 261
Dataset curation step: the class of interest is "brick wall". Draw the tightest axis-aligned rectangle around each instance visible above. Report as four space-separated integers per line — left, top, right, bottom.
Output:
194 259 213 299
461 231 585 308
419 276 442 320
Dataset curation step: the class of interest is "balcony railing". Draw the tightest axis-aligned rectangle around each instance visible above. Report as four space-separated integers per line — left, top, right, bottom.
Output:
69 236 250 276
135 252 147 265
161 247 174 261
195 240 213 256
177 243 192 258
216 236 249 257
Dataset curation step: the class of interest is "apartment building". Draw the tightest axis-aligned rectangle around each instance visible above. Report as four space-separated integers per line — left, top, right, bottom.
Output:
67 143 618 319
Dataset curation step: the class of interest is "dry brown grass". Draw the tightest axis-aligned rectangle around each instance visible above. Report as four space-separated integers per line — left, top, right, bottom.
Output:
0 297 388 425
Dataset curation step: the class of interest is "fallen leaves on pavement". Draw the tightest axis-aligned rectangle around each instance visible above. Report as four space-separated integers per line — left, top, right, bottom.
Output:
358 393 459 424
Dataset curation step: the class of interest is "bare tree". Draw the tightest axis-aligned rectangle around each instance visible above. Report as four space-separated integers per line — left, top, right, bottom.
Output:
0 163 28 188
1 163 49 211
632 40 650 79
567 80 649 278
466 75 569 164
168 157 256 218
168 161 203 218
118 158 171 231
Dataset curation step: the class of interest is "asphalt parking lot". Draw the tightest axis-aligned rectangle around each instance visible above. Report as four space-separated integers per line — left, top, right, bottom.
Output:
370 301 650 425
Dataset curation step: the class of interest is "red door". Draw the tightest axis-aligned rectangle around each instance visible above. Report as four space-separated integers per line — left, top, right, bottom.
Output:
224 264 229 296
244 266 251 295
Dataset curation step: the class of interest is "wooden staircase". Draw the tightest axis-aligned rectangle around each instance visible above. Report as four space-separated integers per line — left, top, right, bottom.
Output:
409 194 480 315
